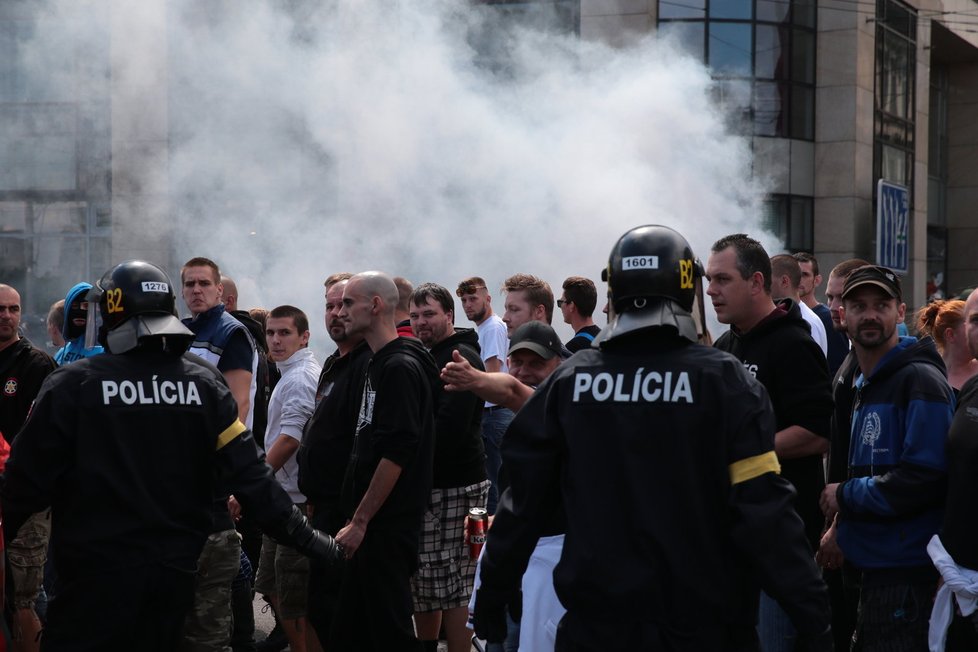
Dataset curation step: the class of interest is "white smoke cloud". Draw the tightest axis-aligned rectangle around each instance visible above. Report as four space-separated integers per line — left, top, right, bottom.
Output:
23 0 780 351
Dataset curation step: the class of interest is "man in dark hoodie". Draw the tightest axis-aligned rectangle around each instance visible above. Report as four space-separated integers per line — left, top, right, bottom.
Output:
53 281 105 365
820 265 953 651
0 283 56 648
706 234 833 652
409 282 489 652
331 271 439 651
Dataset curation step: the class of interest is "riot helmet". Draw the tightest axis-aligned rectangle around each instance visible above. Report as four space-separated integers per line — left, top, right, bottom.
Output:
86 260 194 354
595 224 703 344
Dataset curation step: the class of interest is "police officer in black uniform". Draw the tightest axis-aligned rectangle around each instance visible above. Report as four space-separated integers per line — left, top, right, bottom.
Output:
1 261 343 652
472 225 833 651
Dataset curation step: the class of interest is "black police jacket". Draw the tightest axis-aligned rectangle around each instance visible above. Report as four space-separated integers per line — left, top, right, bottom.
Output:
479 332 830 647
1 347 300 581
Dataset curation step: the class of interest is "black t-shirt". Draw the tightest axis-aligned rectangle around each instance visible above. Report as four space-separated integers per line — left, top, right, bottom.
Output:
428 328 488 488
941 374 978 569
0 338 56 443
565 325 601 353
298 342 370 505
714 300 833 550
340 337 439 529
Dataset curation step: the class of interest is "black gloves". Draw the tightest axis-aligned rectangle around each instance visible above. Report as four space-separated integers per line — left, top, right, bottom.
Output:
473 586 522 643
284 504 345 565
795 627 834 652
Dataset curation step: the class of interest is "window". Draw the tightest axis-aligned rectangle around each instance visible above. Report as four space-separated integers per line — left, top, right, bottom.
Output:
873 0 916 191
762 194 813 252
658 0 816 139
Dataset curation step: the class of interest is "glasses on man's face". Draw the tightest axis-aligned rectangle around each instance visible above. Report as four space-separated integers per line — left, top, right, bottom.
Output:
556 299 572 308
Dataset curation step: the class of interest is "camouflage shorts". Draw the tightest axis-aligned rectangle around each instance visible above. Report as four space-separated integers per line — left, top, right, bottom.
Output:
254 534 309 620
7 509 51 609
178 529 241 652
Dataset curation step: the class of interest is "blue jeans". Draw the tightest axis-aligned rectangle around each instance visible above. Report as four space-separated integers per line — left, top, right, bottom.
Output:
482 407 514 515
757 591 796 652
485 612 520 652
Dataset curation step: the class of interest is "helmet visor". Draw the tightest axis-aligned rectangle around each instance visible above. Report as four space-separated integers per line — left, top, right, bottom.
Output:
84 286 103 350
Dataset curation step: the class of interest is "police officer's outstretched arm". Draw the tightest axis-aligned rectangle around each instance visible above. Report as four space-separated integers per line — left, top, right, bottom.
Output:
214 412 343 565
726 373 833 652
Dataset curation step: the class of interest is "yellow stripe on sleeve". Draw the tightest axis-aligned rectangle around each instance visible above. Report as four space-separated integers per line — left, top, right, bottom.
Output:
729 451 781 485
216 419 247 451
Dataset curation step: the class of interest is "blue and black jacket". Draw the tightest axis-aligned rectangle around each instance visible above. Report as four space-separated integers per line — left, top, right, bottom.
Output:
836 335 954 570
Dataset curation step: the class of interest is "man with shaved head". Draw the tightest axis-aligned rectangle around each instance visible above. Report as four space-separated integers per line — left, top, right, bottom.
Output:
331 272 440 651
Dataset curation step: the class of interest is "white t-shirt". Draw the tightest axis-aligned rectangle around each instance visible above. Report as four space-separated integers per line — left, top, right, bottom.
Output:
477 314 509 408
799 301 828 358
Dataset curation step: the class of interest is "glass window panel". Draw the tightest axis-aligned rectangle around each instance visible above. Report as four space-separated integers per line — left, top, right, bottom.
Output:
0 202 27 233
790 84 814 139
791 29 815 84
878 31 910 118
754 81 786 136
658 0 706 19
757 0 790 23
90 237 111 275
713 79 753 134
0 237 28 287
95 205 111 228
762 196 788 245
755 24 786 80
789 197 813 251
659 21 705 61
709 22 752 76
34 203 85 233
710 0 751 19
792 0 816 28
880 144 908 185
878 116 907 146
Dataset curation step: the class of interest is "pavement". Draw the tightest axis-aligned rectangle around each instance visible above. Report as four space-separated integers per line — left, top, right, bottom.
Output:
250 594 477 651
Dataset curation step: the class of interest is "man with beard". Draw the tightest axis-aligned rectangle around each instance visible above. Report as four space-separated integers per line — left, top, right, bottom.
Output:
297 273 371 645
409 283 488 652
331 272 440 651
816 257 870 652
820 265 953 651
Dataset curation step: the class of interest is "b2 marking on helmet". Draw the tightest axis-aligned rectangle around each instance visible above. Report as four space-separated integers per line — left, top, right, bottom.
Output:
622 256 658 270
679 259 694 289
141 282 169 293
106 288 124 314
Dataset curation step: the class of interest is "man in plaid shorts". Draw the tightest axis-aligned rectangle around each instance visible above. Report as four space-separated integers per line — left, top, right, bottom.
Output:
409 283 490 652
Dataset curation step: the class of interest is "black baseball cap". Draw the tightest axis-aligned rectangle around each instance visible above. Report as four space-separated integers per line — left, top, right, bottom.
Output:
508 321 561 360
841 265 902 301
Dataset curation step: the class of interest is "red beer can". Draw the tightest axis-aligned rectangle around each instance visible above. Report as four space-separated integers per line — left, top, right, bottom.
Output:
468 507 488 559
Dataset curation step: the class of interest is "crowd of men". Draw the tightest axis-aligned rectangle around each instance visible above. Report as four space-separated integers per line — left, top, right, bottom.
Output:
0 224 978 652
